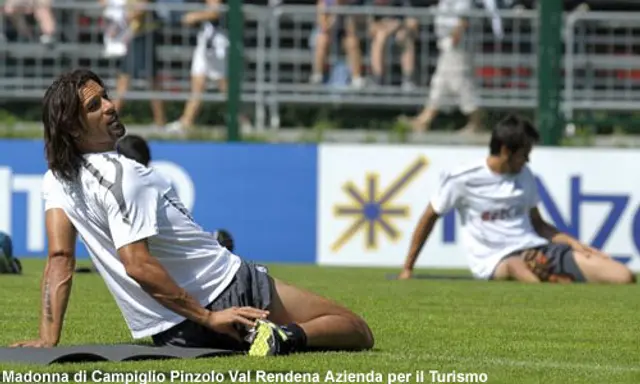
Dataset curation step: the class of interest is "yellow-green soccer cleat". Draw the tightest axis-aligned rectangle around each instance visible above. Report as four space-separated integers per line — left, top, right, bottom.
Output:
247 319 291 357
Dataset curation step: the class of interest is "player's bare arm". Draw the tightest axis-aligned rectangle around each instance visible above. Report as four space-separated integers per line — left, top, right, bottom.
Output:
11 209 77 348
529 207 576 245
451 18 468 46
182 0 221 26
530 207 607 258
119 240 268 340
400 203 441 279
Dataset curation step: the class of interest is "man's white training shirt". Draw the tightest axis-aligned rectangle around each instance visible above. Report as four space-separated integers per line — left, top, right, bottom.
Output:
43 152 241 338
430 159 549 279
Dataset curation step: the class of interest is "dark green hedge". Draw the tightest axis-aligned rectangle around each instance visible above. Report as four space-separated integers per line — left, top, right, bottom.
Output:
1 100 639 141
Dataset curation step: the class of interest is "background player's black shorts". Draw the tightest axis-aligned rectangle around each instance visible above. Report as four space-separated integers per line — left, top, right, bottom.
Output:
151 260 274 351
491 243 587 283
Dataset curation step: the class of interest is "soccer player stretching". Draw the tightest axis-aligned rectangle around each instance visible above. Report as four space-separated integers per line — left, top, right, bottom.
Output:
11 69 374 356
401 115 635 284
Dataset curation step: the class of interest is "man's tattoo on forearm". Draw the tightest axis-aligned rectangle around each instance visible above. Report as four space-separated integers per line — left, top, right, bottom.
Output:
44 279 53 323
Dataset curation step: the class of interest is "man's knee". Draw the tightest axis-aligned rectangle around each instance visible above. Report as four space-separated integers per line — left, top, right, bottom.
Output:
322 302 374 350
348 313 374 350
606 265 635 284
577 254 636 284
334 306 374 350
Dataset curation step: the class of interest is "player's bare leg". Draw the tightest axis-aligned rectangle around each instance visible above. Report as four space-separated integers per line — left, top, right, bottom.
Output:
572 252 635 284
113 73 130 113
149 77 166 127
408 105 438 132
492 256 541 283
458 109 483 134
398 18 417 90
370 19 396 85
248 277 373 355
343 18 364 88
270 278 373 350
33 5 56 44
4 5 34 40
311 31 330 84
178 74 208 129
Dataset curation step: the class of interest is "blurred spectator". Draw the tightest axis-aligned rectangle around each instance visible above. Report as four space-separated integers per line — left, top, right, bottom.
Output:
0 17 5 42
165 0 251 133
111 0 167 129
476 0 504 40
101 0 129 58
368 0 417 91
3 0 57 45
404 0 482 133
310 0 365 89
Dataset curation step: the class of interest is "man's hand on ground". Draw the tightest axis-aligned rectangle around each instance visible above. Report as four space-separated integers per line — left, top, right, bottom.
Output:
10 339 56 348
206 307 269 341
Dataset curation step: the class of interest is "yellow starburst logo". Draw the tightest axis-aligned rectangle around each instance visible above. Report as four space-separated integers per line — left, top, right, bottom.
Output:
331 157 429 252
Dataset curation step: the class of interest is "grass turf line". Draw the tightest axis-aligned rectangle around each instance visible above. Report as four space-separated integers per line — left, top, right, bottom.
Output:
0 259 638 384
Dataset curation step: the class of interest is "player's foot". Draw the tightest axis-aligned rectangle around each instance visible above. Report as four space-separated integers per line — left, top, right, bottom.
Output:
309 73 323 85
401 80 416 92
165 120 189 136
247 319 292 357
457 123 481 135
350 77 366 89
40 34 56 47
397 115 429 133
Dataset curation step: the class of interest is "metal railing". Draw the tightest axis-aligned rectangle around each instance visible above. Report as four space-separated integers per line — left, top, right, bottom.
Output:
563 11 640 121
1 3 639 130
266 5 538 127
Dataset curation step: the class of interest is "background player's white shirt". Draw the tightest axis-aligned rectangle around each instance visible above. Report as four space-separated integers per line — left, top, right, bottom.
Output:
42 152 241 339
430 159 548 279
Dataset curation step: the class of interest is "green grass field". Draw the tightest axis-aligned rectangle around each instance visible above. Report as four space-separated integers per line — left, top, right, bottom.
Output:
0 259 639 384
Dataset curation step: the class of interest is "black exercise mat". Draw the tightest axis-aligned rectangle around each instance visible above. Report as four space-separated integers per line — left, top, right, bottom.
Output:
0 345 238 365
386 273 474 280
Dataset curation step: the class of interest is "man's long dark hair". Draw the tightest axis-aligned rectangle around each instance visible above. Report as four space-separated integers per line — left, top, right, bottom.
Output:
43 69 105 182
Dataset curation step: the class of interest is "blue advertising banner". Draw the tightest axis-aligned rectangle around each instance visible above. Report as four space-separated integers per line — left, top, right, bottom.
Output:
0 140 318 264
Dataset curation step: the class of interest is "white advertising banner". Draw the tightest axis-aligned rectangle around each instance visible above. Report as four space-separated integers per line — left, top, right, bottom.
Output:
318 145 640 273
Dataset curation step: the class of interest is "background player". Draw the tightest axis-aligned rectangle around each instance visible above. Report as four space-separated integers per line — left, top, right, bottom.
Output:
399 114 635 284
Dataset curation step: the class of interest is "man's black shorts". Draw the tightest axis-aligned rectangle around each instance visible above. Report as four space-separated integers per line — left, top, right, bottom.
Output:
151 260 274 351
491 243 587 283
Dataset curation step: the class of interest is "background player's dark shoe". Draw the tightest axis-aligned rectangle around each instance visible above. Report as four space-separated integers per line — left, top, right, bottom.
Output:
214 229 235 252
